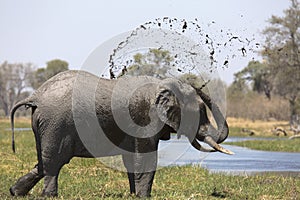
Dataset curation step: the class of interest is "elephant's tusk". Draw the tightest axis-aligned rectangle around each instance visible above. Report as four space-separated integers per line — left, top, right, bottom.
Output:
191 139 216 153
204 136 234 155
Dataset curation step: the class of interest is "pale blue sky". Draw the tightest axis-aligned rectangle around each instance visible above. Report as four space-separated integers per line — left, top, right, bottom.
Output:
0 0 290 83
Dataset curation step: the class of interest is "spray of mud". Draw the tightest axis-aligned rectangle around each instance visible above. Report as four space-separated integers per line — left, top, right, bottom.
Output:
104 17 259 82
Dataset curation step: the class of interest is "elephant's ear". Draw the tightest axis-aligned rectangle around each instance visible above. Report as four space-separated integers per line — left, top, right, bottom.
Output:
155 87 181 134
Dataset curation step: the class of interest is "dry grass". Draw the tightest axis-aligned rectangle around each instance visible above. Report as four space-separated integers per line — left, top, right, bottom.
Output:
227 117 292 137
0 116 31 124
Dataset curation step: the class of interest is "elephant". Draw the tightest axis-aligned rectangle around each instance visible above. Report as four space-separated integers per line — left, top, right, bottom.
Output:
9 70 233 198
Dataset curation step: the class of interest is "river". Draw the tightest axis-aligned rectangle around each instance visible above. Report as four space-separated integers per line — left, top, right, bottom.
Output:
157 136 300 176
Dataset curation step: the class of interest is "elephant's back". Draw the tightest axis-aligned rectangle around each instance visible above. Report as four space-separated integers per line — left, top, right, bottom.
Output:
32 70 112 116
34 70 78 101
30 71 160 124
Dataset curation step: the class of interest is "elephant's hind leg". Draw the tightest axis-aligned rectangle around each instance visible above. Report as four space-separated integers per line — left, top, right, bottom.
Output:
42 173 59 197
41 135 74 197
41 156 71 197
10 164 44 196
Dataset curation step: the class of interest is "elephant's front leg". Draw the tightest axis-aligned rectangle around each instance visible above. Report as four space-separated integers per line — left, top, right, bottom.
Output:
134 170 156 197
122 151 158 197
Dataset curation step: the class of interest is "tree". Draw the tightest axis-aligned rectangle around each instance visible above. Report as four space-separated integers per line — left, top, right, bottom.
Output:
123 49 173 79
262 0 300 123
32 59 69 89
233 61 272 99
227 65 290 121
0 61 34 116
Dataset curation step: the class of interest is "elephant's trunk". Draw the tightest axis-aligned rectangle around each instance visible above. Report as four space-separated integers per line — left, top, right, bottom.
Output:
193 87 229 144
187 86 233 155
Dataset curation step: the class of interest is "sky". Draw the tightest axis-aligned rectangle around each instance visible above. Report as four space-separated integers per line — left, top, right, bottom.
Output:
0 0 291 83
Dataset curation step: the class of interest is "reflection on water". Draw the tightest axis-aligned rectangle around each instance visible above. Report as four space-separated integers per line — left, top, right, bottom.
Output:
225 136 281 142
158 136 300 176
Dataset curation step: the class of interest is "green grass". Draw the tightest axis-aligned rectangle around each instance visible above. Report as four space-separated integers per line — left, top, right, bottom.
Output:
0 118 300 199
227 117 300 152
226 139 300 152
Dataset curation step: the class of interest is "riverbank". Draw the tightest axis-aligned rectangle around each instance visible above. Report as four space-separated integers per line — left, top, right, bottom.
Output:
227 117 292 137
225 138 300 152
226 118 300 152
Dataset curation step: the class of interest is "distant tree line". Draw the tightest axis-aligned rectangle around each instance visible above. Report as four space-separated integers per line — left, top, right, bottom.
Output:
229 0 300 123
0 59 68 117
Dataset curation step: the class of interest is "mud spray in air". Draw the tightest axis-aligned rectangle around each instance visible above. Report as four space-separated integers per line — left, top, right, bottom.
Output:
75 17 259 171
106 17 259 80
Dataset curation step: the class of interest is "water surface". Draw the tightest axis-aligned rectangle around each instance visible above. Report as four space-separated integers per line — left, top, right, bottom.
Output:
158 136 300 176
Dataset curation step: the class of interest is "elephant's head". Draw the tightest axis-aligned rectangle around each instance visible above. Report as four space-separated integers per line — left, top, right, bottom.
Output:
155 78 233 155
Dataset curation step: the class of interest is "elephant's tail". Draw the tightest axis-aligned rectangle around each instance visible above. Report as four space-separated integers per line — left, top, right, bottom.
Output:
10 98 36 153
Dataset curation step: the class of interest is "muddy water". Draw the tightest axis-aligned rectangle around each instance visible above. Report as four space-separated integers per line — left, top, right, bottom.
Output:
158 136 300 176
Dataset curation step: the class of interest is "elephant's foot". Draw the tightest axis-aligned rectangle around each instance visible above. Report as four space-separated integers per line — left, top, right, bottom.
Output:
42 175 58 197
9 185 26 196
42 190 58 197
134 172 155 198
136 190 151 198
10 167 43 196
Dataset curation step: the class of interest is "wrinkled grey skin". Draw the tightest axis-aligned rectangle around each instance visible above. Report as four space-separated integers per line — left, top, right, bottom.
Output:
10 70 232 198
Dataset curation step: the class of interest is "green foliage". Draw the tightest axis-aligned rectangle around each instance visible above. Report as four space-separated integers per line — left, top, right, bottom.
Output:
148 48 173 65
179 73 205 88
32 59 69 89
123 48 173 79
133 53 143 64
227 79 249 96
234 60 271 99
46 59 69 77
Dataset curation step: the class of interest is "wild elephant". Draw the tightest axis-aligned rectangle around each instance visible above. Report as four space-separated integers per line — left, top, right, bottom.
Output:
9 70 233 197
